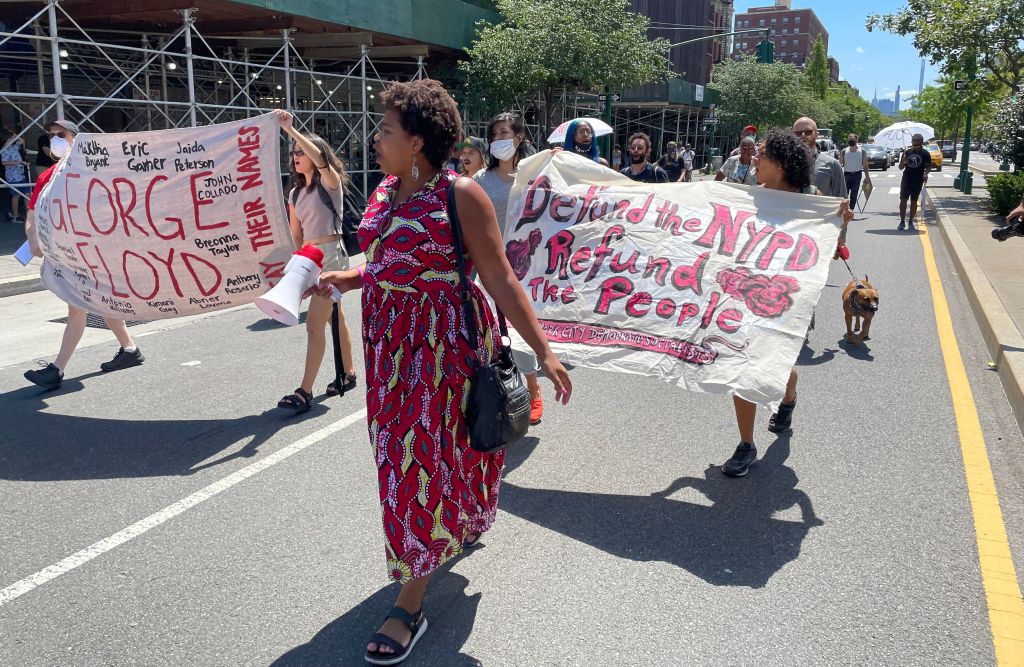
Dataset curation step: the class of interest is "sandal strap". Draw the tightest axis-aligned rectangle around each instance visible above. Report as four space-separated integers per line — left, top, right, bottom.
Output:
384 606 420 630
294 387 312 402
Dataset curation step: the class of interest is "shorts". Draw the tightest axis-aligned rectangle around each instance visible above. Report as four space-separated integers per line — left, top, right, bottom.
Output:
683 163 694 171
7 180 31 195
315 238 350 271
900 179 924 201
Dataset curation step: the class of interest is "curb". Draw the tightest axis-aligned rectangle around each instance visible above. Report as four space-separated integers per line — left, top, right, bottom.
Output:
926 194 1024 435
0 274 43 298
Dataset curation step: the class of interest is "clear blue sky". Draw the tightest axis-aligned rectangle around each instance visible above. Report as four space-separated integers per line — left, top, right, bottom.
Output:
732 0 940 105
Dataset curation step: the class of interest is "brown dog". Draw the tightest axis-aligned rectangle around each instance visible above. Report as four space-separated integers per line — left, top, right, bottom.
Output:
843 277 879 346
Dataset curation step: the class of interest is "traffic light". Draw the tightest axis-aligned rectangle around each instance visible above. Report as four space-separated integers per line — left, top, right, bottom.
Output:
756 40 774 64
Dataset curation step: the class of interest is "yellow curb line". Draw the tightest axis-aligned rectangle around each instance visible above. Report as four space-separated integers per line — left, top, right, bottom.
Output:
917 218 1024 666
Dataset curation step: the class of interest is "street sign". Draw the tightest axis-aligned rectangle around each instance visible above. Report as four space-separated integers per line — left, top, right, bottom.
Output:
954 80 966 91
598 93 621 103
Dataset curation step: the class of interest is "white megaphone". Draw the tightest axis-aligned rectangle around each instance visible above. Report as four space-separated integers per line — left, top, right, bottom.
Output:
255 245 325 325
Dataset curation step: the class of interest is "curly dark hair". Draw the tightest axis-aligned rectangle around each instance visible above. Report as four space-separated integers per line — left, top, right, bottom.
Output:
379 79 462 170
761 128 813 191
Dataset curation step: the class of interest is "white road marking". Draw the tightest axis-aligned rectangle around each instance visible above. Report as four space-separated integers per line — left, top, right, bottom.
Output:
181 360 202 366
0 408 367 608
888 187 902 195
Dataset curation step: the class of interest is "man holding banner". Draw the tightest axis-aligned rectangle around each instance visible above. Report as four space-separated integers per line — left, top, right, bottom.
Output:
23 120 144 390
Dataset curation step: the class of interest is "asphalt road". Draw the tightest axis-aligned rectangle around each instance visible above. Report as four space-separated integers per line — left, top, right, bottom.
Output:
1 171 1022 666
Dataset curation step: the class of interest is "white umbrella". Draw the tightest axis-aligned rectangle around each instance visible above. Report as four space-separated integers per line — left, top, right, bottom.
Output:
547 117 614 144
872 121 936 149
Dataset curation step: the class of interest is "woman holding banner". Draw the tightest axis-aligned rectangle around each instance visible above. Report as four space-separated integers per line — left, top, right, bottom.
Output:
311 79 571 665
273 109 356 414
475 111 545 425
721 129 853 478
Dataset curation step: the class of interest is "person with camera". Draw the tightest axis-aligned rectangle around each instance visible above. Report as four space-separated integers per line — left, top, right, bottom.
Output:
273 108 356 414
993 195 1024 241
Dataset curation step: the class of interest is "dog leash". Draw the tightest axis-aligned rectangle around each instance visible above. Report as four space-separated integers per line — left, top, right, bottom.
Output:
840 257 857 280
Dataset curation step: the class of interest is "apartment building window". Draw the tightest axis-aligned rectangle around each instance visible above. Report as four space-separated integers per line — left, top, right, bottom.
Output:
771 18 776 24
782 28 788 34
795 16 801 23
770 29 775 36
783 17 789 24
759 19 765 26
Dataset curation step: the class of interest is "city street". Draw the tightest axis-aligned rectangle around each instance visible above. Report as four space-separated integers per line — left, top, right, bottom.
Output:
1 177 1023 666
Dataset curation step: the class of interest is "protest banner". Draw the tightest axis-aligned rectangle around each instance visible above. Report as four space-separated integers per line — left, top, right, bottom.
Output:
504 151 844 407
32 113 292 319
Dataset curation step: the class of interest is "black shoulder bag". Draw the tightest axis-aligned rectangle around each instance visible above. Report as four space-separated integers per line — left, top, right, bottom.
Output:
446 179 531 453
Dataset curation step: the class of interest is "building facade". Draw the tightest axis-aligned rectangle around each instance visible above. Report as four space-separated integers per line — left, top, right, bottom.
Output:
629 0 732 86
731 0 836 75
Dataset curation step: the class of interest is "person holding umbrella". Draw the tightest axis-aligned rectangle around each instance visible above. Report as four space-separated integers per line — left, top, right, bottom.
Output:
550 118 612 167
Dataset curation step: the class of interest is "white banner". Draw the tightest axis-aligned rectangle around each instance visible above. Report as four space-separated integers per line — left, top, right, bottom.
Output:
33 114 292 319
505 151 844 407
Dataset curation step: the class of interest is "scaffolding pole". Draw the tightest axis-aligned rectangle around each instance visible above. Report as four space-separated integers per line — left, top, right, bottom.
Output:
282 29 292 110
46 0 63 118
182 9 196 127
360 44 368 197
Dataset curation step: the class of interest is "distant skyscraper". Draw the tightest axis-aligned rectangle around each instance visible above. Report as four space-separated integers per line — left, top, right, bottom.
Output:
895 85 901 113
919 59 925 93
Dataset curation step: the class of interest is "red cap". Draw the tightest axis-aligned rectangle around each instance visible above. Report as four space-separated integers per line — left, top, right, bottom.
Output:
295 244 324 268
741 125 758 135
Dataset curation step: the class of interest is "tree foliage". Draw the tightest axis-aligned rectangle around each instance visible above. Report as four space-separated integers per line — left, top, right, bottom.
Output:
992 92 1024 169
805 35 829 100
710 56 891 140
901 73 1004 141
461 0 671 137
709 56 815 131
866 0 1024 92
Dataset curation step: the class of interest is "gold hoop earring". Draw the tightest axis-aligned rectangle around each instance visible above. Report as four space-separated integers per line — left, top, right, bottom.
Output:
411 153 420 182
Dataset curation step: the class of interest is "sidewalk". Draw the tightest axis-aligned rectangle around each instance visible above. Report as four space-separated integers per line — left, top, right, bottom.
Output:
0 222 42 298
926 184 1024 434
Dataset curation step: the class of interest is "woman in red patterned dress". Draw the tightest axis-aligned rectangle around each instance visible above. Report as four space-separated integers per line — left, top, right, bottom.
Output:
314 80 572 665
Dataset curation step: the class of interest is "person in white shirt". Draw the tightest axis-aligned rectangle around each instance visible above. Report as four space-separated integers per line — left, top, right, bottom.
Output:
839 133 870 210
681 143 696 182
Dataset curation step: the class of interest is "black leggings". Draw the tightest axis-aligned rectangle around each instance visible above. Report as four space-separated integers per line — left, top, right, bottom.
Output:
845 171 863 208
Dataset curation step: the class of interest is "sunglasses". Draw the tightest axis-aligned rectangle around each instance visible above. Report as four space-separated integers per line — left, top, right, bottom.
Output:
290 149 305 157
793 129 816 136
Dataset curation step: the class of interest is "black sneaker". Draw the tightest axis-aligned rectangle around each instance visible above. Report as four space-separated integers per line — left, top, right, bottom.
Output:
100 347 144 372
768 397 797 434
24 362 63 390
907 221 917 231
898 221 906 230
722 441 757 477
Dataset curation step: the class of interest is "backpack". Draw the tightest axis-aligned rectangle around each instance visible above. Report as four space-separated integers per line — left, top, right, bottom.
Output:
290 182 361 257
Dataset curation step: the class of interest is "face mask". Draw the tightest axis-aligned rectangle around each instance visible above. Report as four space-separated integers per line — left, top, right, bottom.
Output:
849 140 857 147
49 136 70 158
574 142 592 154
489 139 517 161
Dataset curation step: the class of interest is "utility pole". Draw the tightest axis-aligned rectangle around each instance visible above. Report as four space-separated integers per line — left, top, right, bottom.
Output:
954 54 976 194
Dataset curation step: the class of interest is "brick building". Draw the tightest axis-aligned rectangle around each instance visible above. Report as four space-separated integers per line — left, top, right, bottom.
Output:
731 0 839 81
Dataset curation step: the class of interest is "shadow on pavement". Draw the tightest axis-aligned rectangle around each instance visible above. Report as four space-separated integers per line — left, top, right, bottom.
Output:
797 345 837 366
500 434 822 589
839 338 874 361
271 570 482 667
0 382 330 480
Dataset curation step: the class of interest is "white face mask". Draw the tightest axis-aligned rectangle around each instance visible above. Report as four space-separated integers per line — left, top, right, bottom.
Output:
49 136 70 158
489 139 517 161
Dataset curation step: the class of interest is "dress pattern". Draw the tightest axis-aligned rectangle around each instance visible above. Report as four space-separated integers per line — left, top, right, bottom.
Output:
358 169 505 583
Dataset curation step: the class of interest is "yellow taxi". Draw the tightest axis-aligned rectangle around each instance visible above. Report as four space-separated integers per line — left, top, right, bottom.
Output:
925 143 943 171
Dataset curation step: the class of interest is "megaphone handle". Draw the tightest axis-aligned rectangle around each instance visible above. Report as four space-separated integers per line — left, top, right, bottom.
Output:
330 302 344 397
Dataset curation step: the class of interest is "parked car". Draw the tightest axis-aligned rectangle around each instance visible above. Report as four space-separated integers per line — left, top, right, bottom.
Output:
925 144 943 171
862 144 890 170
885 148 897 166
816 138 839 159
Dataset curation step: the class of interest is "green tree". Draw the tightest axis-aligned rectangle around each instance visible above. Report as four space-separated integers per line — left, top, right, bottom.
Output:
822 86 888 141
992 92 1024 169
867 0 1024 92
902 73 1005 145
709 55 817 130
805 35 829 100
461 0 671 141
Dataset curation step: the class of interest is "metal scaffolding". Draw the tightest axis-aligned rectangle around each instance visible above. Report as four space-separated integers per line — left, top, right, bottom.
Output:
0 0 433 202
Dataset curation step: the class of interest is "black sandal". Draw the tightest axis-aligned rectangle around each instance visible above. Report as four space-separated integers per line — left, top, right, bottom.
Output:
463 532 483 550
364 607 429 665
326 372 357 397
277 387 312 413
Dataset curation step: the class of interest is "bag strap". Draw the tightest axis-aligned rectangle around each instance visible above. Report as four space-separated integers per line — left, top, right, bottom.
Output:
314 181 342 236
445 178 510 353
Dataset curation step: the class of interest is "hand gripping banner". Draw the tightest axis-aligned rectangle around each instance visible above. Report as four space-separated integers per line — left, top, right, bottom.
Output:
32 113 292 319
505 151 844 407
